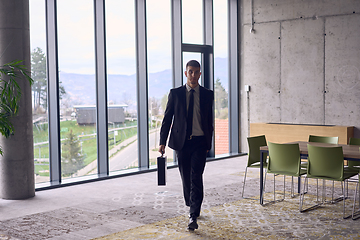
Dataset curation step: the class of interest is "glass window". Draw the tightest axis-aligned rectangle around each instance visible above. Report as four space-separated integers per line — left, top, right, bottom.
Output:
30 0 49 184
29 0 237 189
182 0 203 44
57 0 97 179
106 0 138 172
146 0 173 167
214 0 229 156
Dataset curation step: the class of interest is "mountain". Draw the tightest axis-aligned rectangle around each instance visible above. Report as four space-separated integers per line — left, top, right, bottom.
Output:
59 57 228 108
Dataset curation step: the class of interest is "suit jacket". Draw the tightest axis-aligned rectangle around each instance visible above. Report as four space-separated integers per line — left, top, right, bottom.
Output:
159 84 214 151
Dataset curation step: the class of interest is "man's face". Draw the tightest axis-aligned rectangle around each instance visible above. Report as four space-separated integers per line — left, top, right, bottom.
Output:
185 65 201 88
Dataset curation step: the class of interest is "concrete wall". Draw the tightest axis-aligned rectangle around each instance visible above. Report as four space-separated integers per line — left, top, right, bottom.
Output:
240 0 360 151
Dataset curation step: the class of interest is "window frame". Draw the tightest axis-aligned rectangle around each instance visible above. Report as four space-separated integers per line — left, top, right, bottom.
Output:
36 0 239 190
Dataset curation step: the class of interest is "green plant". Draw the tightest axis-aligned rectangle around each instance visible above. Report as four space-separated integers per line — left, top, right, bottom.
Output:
0 60 33 155
61 129 85 177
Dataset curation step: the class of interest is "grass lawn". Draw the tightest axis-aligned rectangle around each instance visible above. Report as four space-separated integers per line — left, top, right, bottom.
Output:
33 120 138 176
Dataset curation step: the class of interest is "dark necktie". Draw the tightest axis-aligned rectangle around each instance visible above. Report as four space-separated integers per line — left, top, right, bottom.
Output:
186 89 195 139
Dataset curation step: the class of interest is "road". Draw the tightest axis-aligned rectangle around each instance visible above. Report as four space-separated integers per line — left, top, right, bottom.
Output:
109 128 174 171
78 128 174 175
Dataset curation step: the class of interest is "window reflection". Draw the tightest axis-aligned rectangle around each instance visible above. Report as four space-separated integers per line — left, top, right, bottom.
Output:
30 0 49 184
146 0 173 166
106 0 138 172
214 0 229 156
29 0 235 187
57 0 97 179
182 0 203 44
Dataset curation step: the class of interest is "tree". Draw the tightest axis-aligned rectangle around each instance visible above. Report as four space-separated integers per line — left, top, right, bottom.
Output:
31 47 66 113
122 92 133 107
214 78 228 119
0 60 33 155
61 129 85 176
31 47 46 113
149 97 160 117
160 93 168 114
121 91 133 116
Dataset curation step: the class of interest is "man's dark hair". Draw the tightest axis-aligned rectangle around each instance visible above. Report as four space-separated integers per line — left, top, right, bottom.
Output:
186 60 201 69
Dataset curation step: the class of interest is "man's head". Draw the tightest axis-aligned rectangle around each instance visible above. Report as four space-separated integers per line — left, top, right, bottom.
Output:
185 60 201 88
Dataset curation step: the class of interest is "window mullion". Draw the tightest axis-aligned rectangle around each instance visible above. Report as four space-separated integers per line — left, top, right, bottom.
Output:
172 0 183 88
46 0 61 183
135 0 149 169
94 0 109 176
228 0 239 154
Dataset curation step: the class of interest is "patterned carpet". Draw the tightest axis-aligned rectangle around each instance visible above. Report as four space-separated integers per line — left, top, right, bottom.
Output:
0 167 359 240
94 184 360 240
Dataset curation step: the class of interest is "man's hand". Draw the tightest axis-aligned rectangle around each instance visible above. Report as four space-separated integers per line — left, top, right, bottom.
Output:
159 145 166 155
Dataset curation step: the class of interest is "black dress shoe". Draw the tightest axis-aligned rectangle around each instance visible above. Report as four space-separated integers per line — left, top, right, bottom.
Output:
187 217 198 230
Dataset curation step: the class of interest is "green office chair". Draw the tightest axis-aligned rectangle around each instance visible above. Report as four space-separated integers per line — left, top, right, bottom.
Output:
300 145 358 219
301 135 339 201
347 137 360 220
301 135 339 169
347 138 360 171
308 135 339 144
349 137 360 145
265 142 306 209
242 135 267 200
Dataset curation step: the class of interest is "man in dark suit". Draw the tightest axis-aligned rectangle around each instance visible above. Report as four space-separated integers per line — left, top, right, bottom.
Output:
159 60 214 230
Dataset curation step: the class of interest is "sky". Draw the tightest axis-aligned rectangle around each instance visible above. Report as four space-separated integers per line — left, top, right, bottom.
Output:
29 0 228 75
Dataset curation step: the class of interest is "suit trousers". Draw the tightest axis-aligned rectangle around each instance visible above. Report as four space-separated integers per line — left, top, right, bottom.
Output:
176 136 207 218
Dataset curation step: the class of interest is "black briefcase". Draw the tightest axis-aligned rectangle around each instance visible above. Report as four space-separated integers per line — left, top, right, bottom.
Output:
157 154 167 186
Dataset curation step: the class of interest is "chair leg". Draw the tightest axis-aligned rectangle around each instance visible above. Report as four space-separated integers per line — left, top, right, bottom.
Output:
352 180 360 220
342 180 352 219
342 181 346 219
322 180 326 203
306 176 309 193
326 179 350 204
260 170 268 204
291 176 305 198
273 174 276 202
316 179 319 202
283 175 286 199
242 167 268 201
261 173 284 206
300 177 307 212
241 167 248 198
298 176 303 212
300 177 325 213
273 174 285 202
329 180 346 204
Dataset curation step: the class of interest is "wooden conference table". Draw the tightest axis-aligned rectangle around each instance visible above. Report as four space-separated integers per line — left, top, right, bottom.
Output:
259 141 360 205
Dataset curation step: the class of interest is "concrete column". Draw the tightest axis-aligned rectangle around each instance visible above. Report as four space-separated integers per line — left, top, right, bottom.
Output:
0 0 35 199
